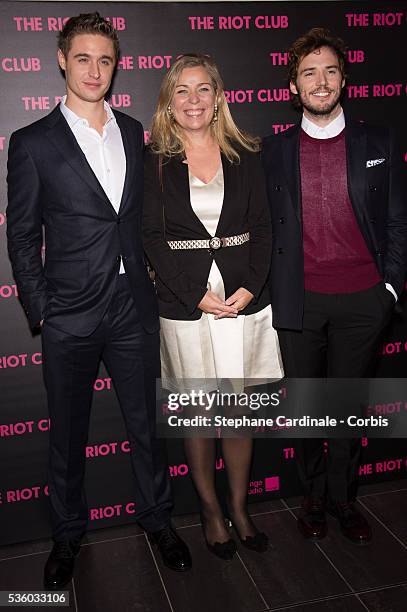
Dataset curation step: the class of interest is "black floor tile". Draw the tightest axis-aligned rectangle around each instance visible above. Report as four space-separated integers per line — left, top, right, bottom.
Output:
360 489 407 546
173 512 201 529
83 520 143 545
236 512 350 609
0 537 52 562
270 594 367 611
249 499 286 514
313 503 407 591
358 477 407 497
281 495 302 509
359 583 407 611
0 552 76 610
74 536 172 612
149 523 268 612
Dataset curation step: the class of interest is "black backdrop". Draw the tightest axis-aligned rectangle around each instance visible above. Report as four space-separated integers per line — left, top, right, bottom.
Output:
0 1 406 546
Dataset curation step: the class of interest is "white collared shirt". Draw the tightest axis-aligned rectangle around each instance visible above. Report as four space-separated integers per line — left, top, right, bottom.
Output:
301 107 397 301
301 108 345 139
60 96 126 273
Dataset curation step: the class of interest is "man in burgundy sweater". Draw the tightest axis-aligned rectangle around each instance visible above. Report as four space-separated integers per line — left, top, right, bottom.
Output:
262 28 407 542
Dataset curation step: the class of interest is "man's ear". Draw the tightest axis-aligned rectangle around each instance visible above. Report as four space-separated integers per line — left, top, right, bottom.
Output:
57 49 66 71
289 81 298 95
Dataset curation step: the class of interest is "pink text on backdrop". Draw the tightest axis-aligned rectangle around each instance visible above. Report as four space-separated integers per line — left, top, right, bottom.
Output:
345 12 404 27
1 58 41 72
13 16 126 32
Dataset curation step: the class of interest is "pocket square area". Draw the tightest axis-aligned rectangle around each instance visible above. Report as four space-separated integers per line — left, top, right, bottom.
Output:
366 158 385 168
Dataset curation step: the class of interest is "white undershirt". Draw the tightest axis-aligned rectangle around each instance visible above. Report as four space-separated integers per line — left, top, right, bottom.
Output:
60 96 126 274
301 107 397 301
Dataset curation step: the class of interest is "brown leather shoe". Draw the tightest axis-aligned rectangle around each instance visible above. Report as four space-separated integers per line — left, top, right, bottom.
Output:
297 497 327 540
327 502 372 543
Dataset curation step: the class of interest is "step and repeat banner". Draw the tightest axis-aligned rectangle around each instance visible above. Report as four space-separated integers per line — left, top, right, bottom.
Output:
1 1 406 545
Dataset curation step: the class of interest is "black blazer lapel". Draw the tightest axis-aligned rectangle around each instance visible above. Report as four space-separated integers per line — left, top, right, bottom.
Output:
45 105 116 216
115 111 137 213
345 119 367 218
281 123 302 223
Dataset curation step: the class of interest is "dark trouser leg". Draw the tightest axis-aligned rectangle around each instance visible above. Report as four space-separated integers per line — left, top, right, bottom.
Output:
278 285 393 503
102 276 172 532
325 283 394 503
42 323 103 541
278 291 328 500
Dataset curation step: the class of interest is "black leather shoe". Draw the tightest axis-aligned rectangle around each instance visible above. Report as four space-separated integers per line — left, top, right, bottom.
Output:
327 502 372 543
297 496 327 540
44 539 81 590
150 525 192 571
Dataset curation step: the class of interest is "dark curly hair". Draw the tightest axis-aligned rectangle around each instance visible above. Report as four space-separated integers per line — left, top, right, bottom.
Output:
58 12 120 61
288 27 348 109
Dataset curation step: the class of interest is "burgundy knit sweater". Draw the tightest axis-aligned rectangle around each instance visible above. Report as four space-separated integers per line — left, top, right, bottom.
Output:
300 129 380 293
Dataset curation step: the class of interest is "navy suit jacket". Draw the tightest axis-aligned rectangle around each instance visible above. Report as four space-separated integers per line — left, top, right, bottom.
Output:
262 118 407 330
7 104 158 336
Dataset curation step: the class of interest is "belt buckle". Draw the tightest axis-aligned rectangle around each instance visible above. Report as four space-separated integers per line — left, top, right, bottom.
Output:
209 236 222 251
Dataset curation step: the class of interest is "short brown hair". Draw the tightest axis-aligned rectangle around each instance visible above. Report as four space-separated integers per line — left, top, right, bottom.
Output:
288 28 347 108
58 12 120 61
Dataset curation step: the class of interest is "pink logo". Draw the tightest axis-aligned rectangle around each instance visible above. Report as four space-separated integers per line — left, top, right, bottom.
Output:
264 476 280 492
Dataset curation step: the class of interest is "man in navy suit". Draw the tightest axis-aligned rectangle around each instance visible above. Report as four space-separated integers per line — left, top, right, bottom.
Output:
7 12 191 588
263 28 407 543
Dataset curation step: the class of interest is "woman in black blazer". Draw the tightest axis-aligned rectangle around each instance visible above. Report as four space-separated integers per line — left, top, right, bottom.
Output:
143 54 283 559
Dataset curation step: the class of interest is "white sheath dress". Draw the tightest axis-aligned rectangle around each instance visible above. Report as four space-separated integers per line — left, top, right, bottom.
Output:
159 165 284 392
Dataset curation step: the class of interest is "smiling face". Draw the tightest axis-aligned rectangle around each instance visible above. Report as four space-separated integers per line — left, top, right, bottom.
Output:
58 33 116 106
170 66 217 135
290 46 345 121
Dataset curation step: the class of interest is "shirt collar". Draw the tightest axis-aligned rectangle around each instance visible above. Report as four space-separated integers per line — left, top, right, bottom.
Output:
59 95 115 129
301 108 345 139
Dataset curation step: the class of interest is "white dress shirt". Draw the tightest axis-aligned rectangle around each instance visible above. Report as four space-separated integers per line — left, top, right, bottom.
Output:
60 96 126 274
301 107 397 301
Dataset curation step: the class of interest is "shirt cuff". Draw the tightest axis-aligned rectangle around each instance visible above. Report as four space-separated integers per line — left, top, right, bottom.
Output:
385 283 398 302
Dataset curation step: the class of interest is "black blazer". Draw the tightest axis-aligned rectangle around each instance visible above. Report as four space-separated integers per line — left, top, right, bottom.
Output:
143 148 272 320
7 105 158 336
262 118 407 330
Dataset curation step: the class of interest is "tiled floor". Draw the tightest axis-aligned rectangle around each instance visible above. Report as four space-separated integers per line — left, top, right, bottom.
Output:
0 479 406 611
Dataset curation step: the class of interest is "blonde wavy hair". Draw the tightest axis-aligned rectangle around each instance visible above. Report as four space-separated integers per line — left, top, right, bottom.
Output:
149 53 260 163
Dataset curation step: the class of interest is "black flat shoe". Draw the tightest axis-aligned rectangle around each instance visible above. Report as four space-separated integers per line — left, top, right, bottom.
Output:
150 524 192 571
226 507 269 552
239 530 269 552
200 513 237 560
206 538 237 560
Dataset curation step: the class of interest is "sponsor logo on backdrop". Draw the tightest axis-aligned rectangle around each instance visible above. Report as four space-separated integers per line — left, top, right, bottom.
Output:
0 284 18 299
347 84 406 99
22 94 132 111
0 353 42 368
0 137 6 151
381 341 407 355
13 16 126 31
345 12 404 27
188 15 289 30
359 458 407 475
224 88 290 104
86 441 130 457
1 58 41 72
270 50 365 65
90 503 135 520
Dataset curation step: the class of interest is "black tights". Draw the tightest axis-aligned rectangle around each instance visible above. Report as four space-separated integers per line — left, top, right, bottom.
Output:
184 437 257 544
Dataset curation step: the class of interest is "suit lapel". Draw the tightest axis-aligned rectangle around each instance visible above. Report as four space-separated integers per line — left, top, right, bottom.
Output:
114 110 137 214
45 105 115 215
281 123 302 223
345 119 367 217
